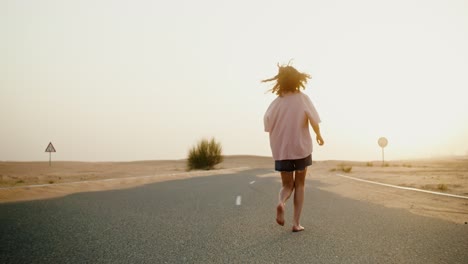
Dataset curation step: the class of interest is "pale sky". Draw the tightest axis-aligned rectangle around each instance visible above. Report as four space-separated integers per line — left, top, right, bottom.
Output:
1 0 468 162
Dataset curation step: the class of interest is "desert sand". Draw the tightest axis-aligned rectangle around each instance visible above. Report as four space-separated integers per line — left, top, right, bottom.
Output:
1 156 467 224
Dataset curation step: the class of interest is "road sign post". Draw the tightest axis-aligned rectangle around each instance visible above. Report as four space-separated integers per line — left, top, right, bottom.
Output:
378 137 388 167
45 142 56 167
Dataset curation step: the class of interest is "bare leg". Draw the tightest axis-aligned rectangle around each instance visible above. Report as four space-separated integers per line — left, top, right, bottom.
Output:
292 168 307 232
276 171 294 226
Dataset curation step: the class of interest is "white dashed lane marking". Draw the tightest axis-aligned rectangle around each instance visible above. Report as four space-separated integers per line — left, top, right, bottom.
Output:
249 181 255 185
236 195 242 206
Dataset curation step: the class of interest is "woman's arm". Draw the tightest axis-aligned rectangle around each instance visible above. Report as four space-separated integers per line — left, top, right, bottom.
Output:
311 121 324 146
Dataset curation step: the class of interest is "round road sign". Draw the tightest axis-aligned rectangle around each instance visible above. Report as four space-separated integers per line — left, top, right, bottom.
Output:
378 137 388 148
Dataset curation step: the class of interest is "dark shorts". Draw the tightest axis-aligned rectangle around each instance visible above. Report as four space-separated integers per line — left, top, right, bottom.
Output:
275 155 312 172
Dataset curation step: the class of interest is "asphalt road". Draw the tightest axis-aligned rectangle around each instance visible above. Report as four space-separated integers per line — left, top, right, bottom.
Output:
1 169 467 263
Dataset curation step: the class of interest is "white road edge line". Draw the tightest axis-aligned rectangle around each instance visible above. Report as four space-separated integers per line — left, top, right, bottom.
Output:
249 181 255 185
236 195 242 206
336 173 468 200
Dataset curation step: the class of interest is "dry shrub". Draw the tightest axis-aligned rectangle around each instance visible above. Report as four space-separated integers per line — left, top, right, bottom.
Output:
187 138 223 170
337 164 352 173
342 166 352 173
437 184 448 191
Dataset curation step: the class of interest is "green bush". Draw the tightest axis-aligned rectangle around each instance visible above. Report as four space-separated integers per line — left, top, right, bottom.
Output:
187 138 223 170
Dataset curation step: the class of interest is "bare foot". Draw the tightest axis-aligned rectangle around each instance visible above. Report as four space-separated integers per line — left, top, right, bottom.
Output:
292 225 305 232
276 203 285 226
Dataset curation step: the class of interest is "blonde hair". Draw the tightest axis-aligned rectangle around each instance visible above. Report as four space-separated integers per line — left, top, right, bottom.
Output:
262 64 311 96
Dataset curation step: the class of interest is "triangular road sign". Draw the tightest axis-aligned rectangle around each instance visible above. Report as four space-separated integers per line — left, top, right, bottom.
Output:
45 142 56 153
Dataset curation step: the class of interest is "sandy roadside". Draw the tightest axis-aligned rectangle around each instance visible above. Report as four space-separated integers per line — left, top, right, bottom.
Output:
311 161 468 224
0 156 271 203
1 156 467 224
